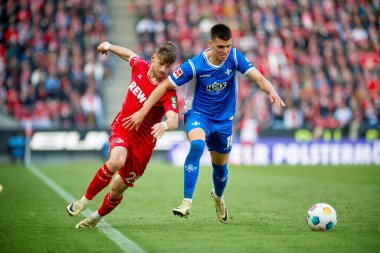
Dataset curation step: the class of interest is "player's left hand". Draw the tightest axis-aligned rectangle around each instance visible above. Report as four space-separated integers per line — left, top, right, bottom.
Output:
270 92 286 108
151 122 166 139
97 42 109 55
122 111 145 131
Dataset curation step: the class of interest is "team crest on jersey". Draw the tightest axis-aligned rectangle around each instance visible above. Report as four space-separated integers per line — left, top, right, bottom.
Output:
170 96 177 109
116 138 124 144
173 67 183 79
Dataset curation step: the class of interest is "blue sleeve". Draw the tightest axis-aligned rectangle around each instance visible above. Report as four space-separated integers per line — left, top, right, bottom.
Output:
235 49 254 75
169 60 194 87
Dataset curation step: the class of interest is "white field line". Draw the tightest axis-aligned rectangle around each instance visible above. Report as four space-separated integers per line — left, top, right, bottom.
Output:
26 164 146 253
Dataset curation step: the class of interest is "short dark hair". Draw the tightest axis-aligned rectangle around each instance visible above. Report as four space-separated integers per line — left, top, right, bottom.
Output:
155 41 178 65
210 24 232 41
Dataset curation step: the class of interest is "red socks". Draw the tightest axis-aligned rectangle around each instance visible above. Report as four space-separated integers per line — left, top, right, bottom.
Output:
98 192 123 216
84 164 123 217
85 164 114 200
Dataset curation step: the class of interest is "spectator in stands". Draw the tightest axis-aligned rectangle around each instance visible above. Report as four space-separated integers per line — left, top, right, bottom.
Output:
334 100 353 135
81 83 103 128
283 104 304 130
131 0 379 139
1 0 110 130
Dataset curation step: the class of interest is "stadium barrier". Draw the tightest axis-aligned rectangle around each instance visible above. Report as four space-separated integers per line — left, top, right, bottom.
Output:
0 129 378 165
0 129 187 164
169 137 380 166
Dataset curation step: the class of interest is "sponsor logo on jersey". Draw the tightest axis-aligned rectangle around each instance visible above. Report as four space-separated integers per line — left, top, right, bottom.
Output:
173 67 183 79
206 82 227 92
129 81 147 103
171 96 177 109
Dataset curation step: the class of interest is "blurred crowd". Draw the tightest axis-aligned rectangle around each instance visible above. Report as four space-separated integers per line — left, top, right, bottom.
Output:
0 0 111 131
131 0 380 140
1 0 379 141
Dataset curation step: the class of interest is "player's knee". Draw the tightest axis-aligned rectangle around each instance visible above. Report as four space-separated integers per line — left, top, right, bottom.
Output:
109 175 128 199
187 139 205 160
106 158 125 172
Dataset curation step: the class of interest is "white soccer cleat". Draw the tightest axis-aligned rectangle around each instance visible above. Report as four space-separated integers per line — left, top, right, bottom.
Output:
211 189 228 223
66 198 89 216
173 199 192 217
76 214 101 229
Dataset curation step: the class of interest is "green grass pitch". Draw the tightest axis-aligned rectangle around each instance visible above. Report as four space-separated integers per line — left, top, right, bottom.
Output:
0 162 379 253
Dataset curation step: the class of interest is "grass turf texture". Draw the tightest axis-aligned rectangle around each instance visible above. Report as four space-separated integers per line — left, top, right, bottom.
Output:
0 163 379 253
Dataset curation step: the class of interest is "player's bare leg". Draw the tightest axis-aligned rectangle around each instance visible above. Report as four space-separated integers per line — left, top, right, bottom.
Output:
67 146 127 216
105 146 128 174
76 175 128 228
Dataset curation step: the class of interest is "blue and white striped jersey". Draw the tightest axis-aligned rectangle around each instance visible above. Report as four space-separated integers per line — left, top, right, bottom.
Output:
169 47 254 121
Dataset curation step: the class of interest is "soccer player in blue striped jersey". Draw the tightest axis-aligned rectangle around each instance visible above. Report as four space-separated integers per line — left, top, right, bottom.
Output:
124 24 286 223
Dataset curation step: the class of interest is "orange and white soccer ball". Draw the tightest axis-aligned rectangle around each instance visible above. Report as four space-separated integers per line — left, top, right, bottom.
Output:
306 203 337 231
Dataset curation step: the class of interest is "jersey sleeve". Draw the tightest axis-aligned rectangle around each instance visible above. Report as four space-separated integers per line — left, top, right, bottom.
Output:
168 61 194 87
129 56 144 69
159 90 179 114
235 49 255 75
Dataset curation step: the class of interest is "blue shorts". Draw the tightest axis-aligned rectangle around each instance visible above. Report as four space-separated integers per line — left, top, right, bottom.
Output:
185 110 233 154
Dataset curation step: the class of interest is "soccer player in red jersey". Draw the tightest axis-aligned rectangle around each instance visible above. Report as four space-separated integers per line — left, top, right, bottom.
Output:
66 41 179 228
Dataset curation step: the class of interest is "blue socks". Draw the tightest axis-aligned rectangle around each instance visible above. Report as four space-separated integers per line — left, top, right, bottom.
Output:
183 139 229 199
184 140 205 199
212 163 228 197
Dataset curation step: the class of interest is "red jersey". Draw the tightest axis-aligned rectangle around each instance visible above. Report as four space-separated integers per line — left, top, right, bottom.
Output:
110 56 178 147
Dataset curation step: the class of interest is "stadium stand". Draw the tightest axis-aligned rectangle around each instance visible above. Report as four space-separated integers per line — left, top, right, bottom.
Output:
131 0 379 139
1 0 379 140
0 0 111 130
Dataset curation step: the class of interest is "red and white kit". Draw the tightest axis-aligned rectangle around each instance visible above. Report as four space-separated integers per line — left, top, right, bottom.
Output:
110 56 178 186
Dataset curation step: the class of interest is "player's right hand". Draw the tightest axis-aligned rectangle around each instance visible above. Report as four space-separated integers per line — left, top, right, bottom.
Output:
97 42 109 55
122 110 145 131
270 92 286 108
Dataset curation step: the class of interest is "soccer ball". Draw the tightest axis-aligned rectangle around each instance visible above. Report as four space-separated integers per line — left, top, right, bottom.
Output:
306 203 337 231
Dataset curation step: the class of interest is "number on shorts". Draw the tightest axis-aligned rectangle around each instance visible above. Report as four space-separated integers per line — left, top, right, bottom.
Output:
226 135 233 148
125 172 139 184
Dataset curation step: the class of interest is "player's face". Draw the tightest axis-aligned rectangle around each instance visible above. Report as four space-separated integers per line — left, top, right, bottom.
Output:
151 54 172 81
209 37 232 62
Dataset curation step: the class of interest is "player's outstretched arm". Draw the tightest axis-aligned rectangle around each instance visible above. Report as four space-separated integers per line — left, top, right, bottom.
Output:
247 68 286 108
97 41 138 62
150 110 178 139
122 79 175 130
